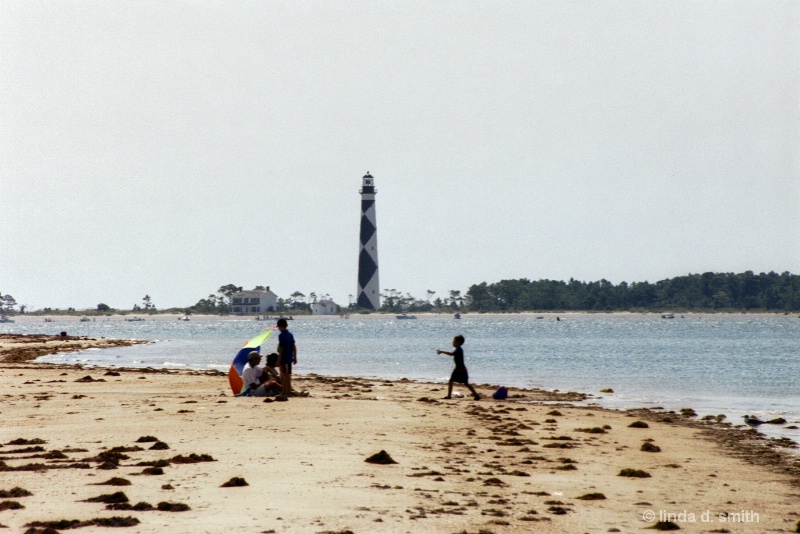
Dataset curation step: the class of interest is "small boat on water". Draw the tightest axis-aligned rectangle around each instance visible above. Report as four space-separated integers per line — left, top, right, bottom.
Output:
661 313 675 319
44 318 53 323
125 317 145 322
454 312 461 319
178 316 191 321
396 313 417 320
80 317 91 322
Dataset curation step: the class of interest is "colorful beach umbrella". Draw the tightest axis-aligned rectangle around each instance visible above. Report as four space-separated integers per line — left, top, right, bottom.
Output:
228 328 275 395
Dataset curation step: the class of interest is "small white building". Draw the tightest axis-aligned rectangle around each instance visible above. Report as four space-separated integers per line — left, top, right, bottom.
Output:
230 288 279 316
311 299 340 315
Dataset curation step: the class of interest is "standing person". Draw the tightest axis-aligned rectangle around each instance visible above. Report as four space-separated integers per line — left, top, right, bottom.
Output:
276 318 297 400
437 335 481 400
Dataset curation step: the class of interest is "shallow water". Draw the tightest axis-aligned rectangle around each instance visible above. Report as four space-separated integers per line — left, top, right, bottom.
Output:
5 315 800 439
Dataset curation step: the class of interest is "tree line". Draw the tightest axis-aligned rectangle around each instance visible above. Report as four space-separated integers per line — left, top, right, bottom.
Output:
464 271 800 312
4 271 799 315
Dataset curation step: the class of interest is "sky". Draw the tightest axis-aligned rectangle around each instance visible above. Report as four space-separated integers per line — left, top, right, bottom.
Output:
2 1 799 311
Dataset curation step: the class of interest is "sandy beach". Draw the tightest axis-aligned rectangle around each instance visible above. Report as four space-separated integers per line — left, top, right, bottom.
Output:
1 335 799 533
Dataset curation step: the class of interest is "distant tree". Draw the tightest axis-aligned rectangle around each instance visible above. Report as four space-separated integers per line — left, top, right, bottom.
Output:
448 290 462 309
465 271 800 312
218 284 243 305
97 303 111 312
190 294 220 314
1 294 17 314
380 289 402 312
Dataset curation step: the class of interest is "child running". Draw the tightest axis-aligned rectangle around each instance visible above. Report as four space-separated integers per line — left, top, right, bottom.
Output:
437 334 480 400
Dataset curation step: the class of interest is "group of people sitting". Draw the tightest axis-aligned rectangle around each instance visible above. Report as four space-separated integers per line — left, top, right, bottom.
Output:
241 351 307 400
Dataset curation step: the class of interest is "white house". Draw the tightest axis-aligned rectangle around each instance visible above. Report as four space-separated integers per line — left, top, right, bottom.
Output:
230 288 279 316
311 299 340 315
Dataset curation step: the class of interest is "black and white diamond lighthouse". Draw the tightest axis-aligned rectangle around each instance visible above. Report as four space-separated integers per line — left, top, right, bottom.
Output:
357 172 380 310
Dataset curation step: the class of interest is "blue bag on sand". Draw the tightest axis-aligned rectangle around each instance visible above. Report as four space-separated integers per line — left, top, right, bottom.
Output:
492 386 508 400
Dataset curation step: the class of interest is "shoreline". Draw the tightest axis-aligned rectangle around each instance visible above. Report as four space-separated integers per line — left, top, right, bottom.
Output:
5 332 800 441
1 336 799 532
3 310 800 323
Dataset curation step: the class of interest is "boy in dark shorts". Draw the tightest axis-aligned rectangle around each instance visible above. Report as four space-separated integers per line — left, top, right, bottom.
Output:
437 335 480 400
276 318 297 400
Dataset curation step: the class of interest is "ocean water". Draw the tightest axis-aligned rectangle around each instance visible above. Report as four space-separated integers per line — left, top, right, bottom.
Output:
4 315 799 439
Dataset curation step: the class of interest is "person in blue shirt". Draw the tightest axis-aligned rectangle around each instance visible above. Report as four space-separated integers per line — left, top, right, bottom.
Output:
276 318 297 400
437 335 480 400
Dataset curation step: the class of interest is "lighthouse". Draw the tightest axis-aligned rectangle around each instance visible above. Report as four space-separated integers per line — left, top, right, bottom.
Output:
357 172 380 310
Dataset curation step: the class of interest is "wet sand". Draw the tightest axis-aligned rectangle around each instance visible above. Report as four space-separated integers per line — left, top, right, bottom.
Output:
0 333 146 364
1 336 799 533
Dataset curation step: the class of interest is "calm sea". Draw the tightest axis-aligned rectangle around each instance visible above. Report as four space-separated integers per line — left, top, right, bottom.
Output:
4 315 799 439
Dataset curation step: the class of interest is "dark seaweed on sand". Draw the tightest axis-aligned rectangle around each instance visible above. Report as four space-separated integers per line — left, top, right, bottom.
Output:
1 446 45 454
25 519 81 529
0 461 91 472
542 443 573 449
6 439 46 446
364 450 397 464
555 464 577 471
619 468 651 478
574 427 606 434
84 491 129 503
74 375 105 383
629 421 649 428
97 461 118 470
25 517 139 529
0 501 24 511
647 520 681 530
641 442 662 452
85 450 129 465
108 446 144 453
135 436 159 443
157 501 191 512
135 459 170 468
221 477 248 487
93 478 131 486
149 441 169 450
141 467 164 475
576 492 606 500
93 516 140 527
106 502 154 511
169 453 215 464
0 487 32 497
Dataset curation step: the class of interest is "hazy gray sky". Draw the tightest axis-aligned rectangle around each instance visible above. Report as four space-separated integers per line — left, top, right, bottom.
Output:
2 1 798 310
